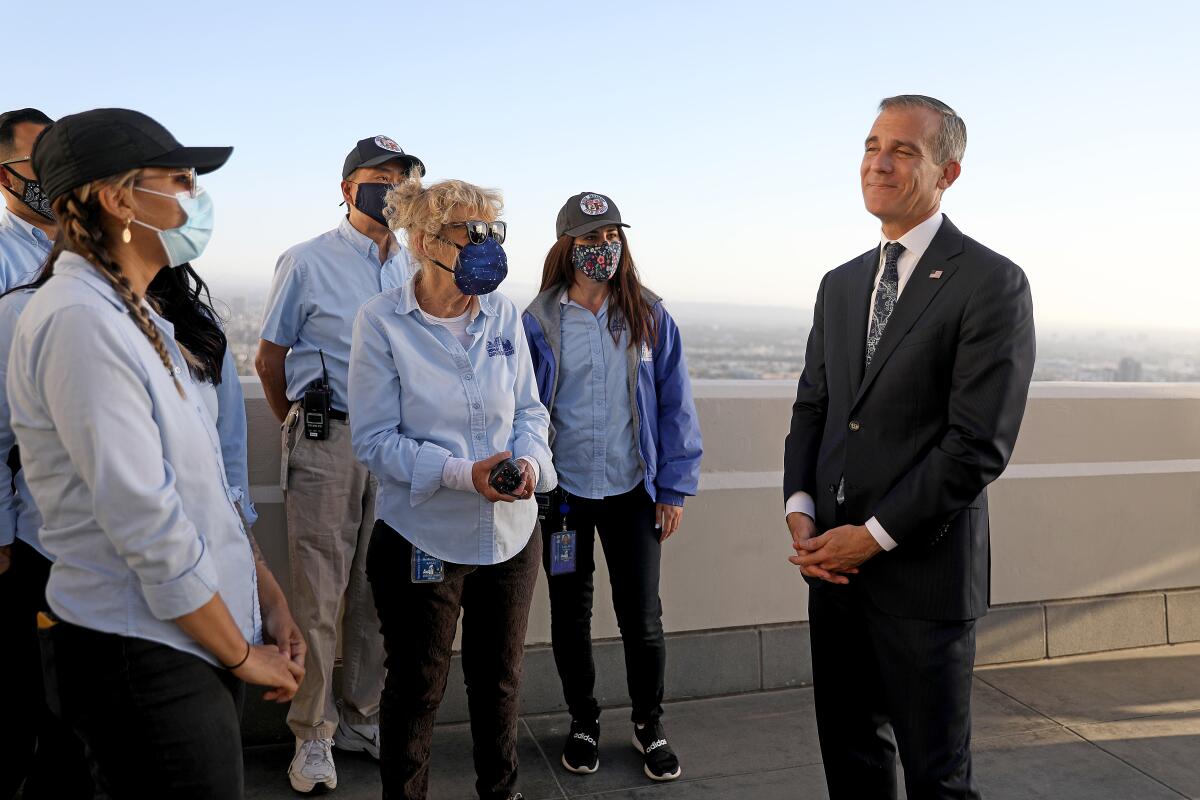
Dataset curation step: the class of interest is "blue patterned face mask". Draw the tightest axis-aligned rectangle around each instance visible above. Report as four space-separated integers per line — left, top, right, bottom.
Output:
572 241 621 282
432 236 508 295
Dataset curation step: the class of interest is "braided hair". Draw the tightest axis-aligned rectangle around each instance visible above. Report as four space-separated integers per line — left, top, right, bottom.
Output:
47 171 185 397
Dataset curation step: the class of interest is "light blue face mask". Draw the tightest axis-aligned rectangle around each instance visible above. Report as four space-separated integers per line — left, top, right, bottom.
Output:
132 186 214 268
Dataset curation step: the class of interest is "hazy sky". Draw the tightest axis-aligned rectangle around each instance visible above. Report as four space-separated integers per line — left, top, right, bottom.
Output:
17 1 1199 329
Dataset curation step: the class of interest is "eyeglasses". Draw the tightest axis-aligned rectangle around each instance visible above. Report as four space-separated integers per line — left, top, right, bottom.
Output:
445 220 506 245
135 167 199 199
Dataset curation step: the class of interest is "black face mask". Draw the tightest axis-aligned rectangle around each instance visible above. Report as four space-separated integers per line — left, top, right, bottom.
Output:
1 164 54 222
352 182 391 226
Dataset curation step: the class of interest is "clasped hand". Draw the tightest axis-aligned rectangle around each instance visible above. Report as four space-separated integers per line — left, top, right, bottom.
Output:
786 513 882 585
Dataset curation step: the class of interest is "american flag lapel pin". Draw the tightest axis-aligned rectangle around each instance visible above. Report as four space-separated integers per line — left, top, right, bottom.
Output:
929 269 943 279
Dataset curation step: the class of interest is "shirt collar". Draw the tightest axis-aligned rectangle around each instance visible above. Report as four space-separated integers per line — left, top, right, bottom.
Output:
879 211 944 262
52 251 169 329
0 207 53 249
558 288 609 316
337 216 398 264
394 276 498 320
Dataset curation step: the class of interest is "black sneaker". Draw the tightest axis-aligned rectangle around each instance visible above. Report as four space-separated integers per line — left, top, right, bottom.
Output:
561 718 600 774
632 721 681 781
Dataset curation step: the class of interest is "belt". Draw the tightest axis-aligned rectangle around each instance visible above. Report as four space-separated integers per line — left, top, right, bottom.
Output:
328 409 348 421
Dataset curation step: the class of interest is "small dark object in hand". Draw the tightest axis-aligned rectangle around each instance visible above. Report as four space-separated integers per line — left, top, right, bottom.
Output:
488 458 524 496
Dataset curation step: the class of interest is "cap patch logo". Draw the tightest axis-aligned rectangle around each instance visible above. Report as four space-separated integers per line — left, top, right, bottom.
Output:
579 193 609 216
374 135 403 153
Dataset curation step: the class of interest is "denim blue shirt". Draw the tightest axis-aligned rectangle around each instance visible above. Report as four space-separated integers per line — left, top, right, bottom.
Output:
349 281 557 565
6 252 259 665
551 292 643 499
260 217 415 412
0 208 52 293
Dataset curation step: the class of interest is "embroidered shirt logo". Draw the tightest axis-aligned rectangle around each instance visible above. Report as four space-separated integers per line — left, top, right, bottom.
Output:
486 336 515 357
579 193 609 216
641 342 653 362
374 135 403 153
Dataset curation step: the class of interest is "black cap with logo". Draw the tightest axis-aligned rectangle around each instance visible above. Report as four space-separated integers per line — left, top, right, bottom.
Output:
32 108 232 202
342 135 425 179
555 192 630 239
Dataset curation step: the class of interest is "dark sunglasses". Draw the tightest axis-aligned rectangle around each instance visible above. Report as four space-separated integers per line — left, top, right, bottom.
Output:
445 220 506 245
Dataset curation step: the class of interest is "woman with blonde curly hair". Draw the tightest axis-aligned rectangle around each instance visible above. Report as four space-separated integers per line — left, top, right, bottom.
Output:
349 175 556 800
6 109 304 799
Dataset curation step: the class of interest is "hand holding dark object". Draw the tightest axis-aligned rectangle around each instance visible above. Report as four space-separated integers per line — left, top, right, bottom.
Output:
472 451 517 503
488 457 524 497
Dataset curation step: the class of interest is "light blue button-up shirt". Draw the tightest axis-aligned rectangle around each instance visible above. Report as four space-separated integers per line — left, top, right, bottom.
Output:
0 289 44 557
260 217 415 412
6 252 259 665
349 281 557 565
1 289 258 555
0 208 52 293
551 293 643 500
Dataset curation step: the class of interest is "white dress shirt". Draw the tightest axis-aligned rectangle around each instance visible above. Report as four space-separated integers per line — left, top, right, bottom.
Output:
786 212 945 551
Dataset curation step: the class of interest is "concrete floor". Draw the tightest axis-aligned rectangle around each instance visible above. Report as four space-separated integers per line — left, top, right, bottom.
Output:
245 641 1200 799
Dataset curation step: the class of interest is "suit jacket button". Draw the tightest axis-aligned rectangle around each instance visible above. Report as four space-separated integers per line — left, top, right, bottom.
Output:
848 421 861 432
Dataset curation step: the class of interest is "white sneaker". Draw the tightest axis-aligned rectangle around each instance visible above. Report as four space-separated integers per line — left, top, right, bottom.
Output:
288 737 338 793
333 717 381 761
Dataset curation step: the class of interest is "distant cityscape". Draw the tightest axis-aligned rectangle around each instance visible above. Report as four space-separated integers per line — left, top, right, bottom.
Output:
211 288 1200 383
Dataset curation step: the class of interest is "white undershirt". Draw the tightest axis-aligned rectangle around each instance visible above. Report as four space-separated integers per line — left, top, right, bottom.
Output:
785 212 944 551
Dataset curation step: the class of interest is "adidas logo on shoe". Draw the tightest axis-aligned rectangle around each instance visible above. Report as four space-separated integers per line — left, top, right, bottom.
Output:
572 731 598 746
644 738 667 753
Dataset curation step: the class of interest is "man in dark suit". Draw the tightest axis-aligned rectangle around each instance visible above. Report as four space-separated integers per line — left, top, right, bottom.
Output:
783 95 1036 799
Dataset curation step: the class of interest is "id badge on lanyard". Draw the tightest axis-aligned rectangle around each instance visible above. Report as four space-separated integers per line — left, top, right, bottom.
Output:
550 498 577 576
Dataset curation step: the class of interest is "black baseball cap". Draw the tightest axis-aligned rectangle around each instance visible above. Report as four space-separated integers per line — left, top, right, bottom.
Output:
31 108 232 202
556 192 630 239
342 135 425 179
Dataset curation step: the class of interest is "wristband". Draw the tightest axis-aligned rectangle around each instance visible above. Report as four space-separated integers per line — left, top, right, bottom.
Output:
222 640 251 671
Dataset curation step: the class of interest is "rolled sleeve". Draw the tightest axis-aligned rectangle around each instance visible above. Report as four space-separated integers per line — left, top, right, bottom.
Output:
24 306 217 619
411 441 453 505
139 537 221 619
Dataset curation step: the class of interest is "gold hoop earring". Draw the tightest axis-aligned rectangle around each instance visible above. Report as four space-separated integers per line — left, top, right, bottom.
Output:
122 219 132 244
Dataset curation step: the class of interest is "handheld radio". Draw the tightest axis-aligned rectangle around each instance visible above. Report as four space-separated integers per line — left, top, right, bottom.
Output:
302 350 332 440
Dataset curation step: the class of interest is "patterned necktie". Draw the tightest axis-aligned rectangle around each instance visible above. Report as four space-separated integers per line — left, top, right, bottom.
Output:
865 241 905 368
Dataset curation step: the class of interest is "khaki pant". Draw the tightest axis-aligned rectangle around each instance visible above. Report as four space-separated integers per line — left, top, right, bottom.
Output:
282 406 385 740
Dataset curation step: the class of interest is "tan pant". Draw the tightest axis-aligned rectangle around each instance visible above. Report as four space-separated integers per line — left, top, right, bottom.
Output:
282 407 385 740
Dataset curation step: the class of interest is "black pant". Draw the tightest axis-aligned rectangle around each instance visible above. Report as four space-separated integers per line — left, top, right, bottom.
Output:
541 485 666 724
0 540 93 800
809 580 979 800
51 622 245 800
367 520 541 800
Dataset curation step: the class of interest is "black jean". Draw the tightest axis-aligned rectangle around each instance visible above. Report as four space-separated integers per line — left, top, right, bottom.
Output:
541 485 666 724
0 540 93 800
51 622 246 800
367 520 541 800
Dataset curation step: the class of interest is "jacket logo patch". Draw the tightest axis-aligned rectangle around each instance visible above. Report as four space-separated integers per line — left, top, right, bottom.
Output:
486 336 515 357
